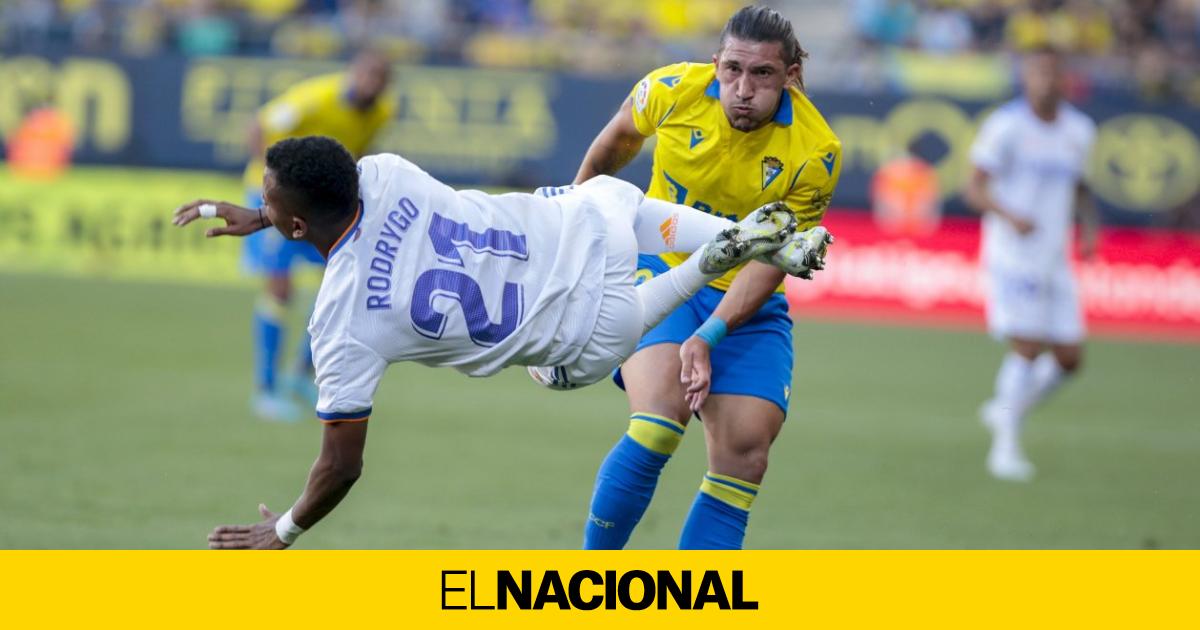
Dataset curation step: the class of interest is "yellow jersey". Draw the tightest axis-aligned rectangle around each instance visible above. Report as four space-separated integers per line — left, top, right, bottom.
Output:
629 62 842 291
243 73 395 189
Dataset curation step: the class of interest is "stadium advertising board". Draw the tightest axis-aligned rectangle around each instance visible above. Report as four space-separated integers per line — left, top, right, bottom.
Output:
788 211 1200 342
0 166 248 284
2 50 1198 225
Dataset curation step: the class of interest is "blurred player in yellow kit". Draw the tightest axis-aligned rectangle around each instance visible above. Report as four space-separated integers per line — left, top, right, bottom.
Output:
575 5 842 549
242 50 393 421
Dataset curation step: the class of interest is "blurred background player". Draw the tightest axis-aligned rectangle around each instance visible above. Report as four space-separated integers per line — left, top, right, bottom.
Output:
241 49 393 421
574 5 841 550
965 47 1099 482
871 140 941 238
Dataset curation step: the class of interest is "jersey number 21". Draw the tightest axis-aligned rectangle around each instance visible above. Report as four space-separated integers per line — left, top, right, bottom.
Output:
410 213 528 347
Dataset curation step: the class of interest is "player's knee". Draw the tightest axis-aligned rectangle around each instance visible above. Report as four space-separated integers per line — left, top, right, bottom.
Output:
644 405 691 427
713 443 770 484
1058 351 1083 374
627 393 691 426
740 449 770 483
266 277 292 304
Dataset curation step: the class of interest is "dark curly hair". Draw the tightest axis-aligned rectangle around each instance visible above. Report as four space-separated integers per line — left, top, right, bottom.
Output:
265 136 359 228
720 5 808 89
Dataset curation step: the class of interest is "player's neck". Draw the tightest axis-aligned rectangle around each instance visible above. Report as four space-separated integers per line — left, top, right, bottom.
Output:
1030 100 1059 123
313 202 361 259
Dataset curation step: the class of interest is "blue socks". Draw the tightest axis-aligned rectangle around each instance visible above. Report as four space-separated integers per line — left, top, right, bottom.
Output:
583 413 685 549
678 472 759 550
583 415 761 549
252 296 287 392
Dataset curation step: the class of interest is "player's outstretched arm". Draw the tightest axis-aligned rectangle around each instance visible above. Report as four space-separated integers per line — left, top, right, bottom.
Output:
207 421 368 549
574 99 646 183
173 199 271 238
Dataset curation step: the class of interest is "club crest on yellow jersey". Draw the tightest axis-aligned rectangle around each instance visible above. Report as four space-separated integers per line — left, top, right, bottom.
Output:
761 156 784 190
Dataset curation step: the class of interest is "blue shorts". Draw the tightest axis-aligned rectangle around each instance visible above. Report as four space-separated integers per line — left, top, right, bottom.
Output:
241 192 325 276
614 254 794 414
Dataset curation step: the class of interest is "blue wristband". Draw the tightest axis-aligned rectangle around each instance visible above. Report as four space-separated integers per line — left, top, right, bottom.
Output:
693 316 728 347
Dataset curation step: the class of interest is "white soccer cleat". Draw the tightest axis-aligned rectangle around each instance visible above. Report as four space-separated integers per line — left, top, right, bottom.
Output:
764 226 834 279
980 400 1035 482
698 202 796 274
527 365 578 391
987 445 1036 482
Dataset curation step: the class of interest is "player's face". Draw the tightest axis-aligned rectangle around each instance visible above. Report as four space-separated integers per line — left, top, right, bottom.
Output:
713 38 800 132
349 54 391 109
262 168 308 240
1022 52 1064 110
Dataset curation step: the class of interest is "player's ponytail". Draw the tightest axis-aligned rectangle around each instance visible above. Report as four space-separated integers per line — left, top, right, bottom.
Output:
719 5 809 90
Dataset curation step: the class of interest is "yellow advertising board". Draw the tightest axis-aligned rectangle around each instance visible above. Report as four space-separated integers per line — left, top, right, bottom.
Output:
0 166 254 285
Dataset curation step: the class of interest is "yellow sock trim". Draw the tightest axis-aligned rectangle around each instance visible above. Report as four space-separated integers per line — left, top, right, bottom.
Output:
626 412 686 455
699 472 760 511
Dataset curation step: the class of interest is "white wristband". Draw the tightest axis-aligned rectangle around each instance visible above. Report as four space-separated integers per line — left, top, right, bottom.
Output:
198 203 218 219
274 508 306 545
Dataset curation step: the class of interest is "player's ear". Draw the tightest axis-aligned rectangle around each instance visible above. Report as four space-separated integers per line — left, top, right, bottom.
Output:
785 62 801 87
291 216 308 240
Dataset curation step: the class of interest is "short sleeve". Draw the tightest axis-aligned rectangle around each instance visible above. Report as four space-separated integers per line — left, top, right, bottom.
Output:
970 109 1014 175
785 138 843 230
309 279 387 423
312 334 386 423
628 62 691 137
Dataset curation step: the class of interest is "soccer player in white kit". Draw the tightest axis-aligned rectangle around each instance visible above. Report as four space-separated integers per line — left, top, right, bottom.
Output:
172 136 833 548
965 48 1100 482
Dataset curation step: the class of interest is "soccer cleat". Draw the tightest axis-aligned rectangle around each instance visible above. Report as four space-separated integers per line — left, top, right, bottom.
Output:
987 445 1036 482
252 391 302 423
527 365 578 391
698 202 796 274
764 226 835 279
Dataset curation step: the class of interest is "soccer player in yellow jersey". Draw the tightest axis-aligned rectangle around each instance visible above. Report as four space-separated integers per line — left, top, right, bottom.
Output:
242 50 393 421
576 6 842 549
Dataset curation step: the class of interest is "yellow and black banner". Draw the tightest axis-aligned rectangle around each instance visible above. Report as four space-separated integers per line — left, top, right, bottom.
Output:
0 166 248 285
1 551 1194 628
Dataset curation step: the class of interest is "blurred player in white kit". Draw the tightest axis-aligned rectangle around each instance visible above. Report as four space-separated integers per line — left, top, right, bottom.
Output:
966 47 1100 482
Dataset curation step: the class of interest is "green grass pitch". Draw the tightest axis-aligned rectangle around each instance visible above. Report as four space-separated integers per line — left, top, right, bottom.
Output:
1 272 1196 549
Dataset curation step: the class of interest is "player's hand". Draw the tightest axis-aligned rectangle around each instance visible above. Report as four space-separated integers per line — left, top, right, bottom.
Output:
173 199 269 238
208 504 290 550
1008 215 1035 235
680 336 713 413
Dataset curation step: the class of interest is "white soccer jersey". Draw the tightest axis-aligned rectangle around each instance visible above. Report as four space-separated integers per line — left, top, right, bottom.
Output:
309 154 608 421
970 99 1096 271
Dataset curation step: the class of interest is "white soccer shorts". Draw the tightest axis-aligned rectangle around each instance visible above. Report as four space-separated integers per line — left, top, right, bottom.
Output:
985 263 1085 344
